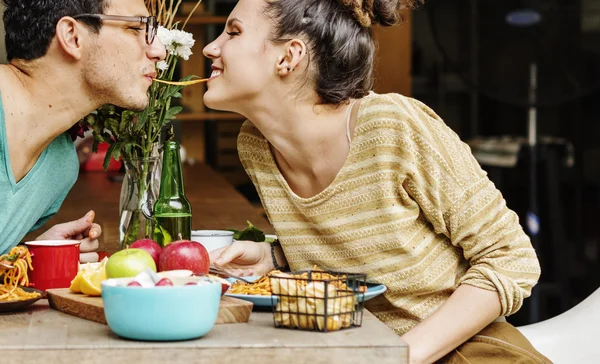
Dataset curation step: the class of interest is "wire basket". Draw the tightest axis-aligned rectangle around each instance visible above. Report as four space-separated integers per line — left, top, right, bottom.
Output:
268 269 367 332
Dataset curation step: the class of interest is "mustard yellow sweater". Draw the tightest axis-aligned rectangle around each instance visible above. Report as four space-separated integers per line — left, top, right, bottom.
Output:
237 92 541 335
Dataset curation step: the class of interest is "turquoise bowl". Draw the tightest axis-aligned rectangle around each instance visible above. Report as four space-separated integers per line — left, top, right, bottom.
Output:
101 277 221 341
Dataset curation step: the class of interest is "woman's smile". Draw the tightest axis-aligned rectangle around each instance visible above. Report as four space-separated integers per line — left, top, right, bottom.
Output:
209 66 223 81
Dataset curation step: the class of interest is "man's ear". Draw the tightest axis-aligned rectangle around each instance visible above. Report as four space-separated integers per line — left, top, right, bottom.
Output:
276 38 308 77
55 17 86 60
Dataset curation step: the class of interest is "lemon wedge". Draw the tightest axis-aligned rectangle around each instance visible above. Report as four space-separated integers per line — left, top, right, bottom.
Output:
79 269 106 296
69 273 83 293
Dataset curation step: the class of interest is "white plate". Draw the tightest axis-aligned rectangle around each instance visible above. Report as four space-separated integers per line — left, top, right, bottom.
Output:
225 276 387 308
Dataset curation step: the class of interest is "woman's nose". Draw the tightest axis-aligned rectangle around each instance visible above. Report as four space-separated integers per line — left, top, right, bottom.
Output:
203 40 220 59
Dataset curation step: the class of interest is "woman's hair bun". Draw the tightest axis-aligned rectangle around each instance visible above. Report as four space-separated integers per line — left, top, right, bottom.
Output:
338 0 423 28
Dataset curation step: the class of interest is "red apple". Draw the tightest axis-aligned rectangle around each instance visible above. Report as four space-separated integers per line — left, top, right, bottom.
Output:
127 281 142 287
130 239 162 268
156 278 173 286
158 240 210 275
206 274 231 296
215 276 231 296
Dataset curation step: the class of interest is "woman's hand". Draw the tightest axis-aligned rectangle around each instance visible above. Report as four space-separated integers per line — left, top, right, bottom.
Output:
209 240 273 277
35 210 101 263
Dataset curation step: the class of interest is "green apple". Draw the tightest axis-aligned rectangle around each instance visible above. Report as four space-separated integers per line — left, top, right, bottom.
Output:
105 248 157 279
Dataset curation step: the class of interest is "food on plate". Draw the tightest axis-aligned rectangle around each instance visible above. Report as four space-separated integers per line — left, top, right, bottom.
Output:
229 271 280 296
0 246 41 302
229 266 367 296
129 239 162 267
158 240 210 274
105 248 156 279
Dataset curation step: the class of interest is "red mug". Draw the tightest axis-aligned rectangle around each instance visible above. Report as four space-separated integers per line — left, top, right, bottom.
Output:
24 240 81 291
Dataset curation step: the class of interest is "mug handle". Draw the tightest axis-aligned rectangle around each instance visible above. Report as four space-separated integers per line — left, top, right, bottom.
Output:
27 250 35 287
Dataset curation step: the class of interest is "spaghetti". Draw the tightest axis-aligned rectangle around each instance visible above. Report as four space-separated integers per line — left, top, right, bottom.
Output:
0 246 40 302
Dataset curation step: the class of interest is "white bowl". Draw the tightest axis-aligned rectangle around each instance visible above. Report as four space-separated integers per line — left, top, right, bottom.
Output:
191 230 234 252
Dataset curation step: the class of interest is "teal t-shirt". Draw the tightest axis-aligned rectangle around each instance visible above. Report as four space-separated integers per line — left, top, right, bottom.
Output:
0 93 79 254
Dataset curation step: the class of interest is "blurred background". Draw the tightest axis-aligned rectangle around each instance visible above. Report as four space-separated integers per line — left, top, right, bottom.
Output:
1 0 599 326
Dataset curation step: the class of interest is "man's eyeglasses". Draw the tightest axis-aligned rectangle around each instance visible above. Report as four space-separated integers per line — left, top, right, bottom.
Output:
72 14 158 45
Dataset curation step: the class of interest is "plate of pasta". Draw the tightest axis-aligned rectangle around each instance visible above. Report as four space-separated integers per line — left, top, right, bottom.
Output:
225 272 387 308
0 246 45 312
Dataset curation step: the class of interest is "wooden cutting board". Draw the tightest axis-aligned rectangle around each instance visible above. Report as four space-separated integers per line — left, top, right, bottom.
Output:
46 288 253 325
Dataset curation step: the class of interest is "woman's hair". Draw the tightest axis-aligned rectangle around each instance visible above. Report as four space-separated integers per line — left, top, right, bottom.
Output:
2 0 109 61
265 0 422 105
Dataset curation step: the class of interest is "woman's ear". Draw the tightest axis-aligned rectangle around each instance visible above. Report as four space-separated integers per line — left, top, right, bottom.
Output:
276 39 308 77
55 17 85 60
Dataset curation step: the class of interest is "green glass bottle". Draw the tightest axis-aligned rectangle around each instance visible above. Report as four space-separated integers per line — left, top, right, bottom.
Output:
154 141 192 247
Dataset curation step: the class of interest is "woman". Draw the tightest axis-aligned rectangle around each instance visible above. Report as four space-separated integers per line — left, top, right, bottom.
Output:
203 0 550 362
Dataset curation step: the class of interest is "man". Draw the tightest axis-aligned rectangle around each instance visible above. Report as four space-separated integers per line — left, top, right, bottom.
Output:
0 0 166 259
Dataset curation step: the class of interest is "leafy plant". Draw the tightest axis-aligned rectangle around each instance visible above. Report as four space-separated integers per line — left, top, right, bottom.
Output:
229 221 277 243
78 0 204 247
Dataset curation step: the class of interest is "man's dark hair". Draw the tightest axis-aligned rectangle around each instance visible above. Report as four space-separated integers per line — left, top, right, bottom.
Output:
2 0 110 61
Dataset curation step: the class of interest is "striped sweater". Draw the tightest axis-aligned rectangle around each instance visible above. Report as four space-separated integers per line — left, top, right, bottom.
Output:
237 92 541 335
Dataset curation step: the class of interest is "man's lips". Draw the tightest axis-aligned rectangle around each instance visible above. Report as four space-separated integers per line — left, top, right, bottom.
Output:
145 72 157 82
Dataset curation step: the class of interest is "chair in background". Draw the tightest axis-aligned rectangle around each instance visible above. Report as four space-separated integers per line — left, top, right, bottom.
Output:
517 287 600 363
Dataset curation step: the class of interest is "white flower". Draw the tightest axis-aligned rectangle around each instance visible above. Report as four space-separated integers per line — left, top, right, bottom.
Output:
156 60 169 71
157 26 195 61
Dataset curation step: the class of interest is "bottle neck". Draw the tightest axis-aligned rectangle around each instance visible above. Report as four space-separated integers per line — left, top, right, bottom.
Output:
159 142 186 198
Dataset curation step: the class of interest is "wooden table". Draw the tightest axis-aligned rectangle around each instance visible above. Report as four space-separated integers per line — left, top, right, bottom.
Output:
23 163 272 253
2 300 408 363
14 164 408 362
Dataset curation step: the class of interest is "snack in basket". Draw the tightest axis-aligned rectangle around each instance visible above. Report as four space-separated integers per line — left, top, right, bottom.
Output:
0 246 41 302
269 270 362 332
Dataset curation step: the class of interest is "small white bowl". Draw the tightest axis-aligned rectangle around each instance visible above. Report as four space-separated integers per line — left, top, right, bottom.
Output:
191 230 234 252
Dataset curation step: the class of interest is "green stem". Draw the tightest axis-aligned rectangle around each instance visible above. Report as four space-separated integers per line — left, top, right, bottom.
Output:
154 57 180 145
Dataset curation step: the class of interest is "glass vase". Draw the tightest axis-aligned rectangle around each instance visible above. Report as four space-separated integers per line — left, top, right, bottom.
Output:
118 157 161 250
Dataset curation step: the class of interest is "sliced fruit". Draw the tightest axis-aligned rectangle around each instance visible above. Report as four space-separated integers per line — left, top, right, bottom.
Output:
80 269 106 296
69 273 83 293
156 278 173 286
78 257 109 273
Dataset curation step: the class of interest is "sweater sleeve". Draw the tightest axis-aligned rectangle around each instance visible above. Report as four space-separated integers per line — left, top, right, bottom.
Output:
390 95 541 316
